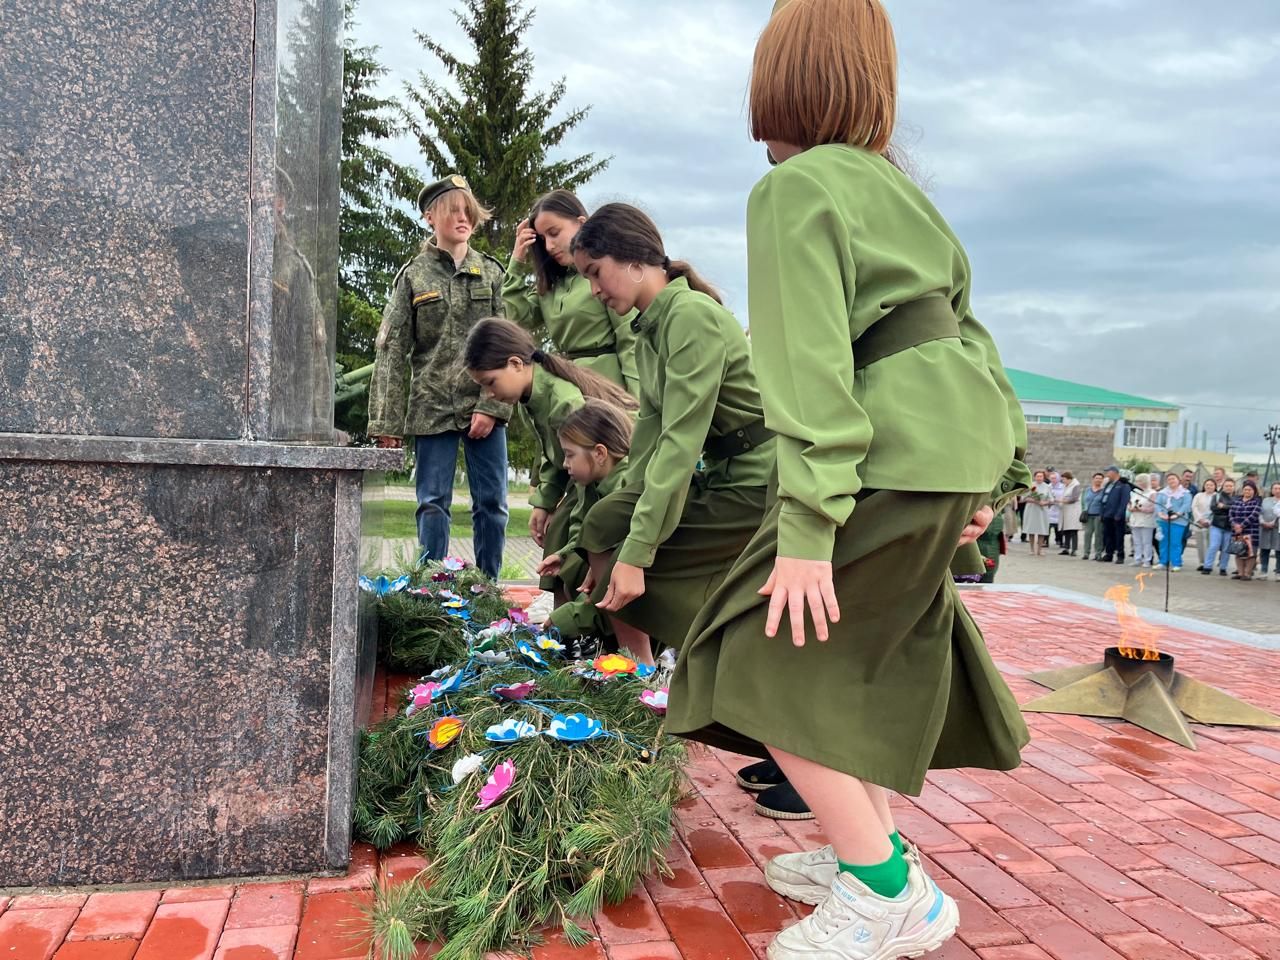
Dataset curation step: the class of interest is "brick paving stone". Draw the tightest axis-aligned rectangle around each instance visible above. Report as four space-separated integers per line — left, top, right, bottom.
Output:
654 899 755 960
894 807 972 854
53 942 140 960
1151 821 1261 865
932 852 1044 909
595 885 668 946
1102 931 1199 960
976 947 1054 960
223 883 304 931
966 803 1074 849
1051 822 1162 872
1149 800 1257 838
1231 835 1280 867
530 929 607 960
1231 813 1280 843
292 890 372 960
1224 923 1280 960
1120 899 1259 960
67 891 161 942
1018 751 1102 787
950 824 1056 874
643 843 712 903
305 843 378 894
1222 890 1280 925
929 940 981 960
1081 765 1174 802
605 943 684 960
211 924 297 960
161 887 236 904
1019 873 1145 935
928 770 1000 805
701 791 790 840
935 878 1025 950
999 905 1127 960
912 783 987 824
0 897 9 917
1231 861 1280 895
10 895 89 911
1231 791 1280 820
681 823 754 872
1156 781 1253 816
1058 804 1164 844
0 907 82 960
1143 843 1259 892
1125 870 1255 926
133 899 230 960
1038 848 1152 901
702 866 795 935
735 832 803 873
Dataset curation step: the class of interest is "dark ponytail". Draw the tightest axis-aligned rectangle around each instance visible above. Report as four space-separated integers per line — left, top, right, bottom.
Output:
571 203 724 305
463 318 638 411
527 189 588 297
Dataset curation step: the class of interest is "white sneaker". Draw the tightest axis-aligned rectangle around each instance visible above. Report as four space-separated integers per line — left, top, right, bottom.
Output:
766 843 923 907
767 863 959 960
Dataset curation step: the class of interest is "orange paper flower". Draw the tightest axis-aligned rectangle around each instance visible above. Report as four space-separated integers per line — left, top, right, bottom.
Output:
593 654 638 677
428 716 465 750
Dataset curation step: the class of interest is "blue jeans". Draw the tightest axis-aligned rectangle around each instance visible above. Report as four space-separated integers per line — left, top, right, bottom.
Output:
1157 520 1187 567
1205 525 1231 571
414 428 509 578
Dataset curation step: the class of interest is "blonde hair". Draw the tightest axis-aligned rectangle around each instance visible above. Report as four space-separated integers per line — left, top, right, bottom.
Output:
427 188 492 231
750 0 897 153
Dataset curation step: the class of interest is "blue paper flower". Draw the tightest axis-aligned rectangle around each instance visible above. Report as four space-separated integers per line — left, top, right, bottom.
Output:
517 641 549 669
435 670 467 695
545 712 607 743
358 574 411 597
635 664 657 679
485 718 538 743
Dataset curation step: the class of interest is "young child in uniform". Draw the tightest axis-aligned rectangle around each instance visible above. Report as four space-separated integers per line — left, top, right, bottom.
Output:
539 401 634 648
665 2 1032 958
462 319 636 624
504 190 641 396
568 204 775 669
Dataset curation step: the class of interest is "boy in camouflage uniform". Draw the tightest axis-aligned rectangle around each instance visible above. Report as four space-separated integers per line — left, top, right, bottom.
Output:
368 175 512 577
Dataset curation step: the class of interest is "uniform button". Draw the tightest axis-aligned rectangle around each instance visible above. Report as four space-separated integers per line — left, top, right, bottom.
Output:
630 320 641 333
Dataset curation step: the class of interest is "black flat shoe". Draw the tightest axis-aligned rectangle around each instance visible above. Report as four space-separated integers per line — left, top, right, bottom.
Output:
736 759 786 792
754 780 814 821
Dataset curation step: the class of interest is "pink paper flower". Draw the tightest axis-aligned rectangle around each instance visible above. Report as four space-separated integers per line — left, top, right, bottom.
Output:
507 608 531 625
640 688 669 714
473 759 516 811
493 681 536 701
406 682 440 716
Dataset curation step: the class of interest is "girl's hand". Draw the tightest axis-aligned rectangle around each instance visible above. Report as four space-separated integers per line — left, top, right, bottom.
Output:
578 569 597 596
759 557 839 647
512 219 537 262
958 505 995 546
599 562 645 612
529 507 552 547
536 553 562 577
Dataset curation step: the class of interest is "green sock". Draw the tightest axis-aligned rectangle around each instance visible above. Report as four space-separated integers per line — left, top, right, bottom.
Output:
889 831 904 857
839 848 909 899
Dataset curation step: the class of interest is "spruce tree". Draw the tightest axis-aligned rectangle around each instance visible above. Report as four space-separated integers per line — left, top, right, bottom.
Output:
403 0 610 254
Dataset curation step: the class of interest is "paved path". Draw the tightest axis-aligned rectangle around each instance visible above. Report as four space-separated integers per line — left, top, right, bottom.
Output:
997 539 1279 636
4 590 1280 960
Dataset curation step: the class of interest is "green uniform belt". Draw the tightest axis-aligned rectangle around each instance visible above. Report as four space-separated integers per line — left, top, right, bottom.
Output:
563 343 614 360
853 296 961 371
704 418 775 461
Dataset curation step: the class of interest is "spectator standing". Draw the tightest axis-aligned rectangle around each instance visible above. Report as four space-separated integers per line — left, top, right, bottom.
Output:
1023 470 1051 556
1057 471 1082 555
1155 472 1192 571
1203 478 1236 576
1230 480 1263 580
1191 478 1216 570
1128 473 1157 567
1260 481 1280 581
1080 472 1106 560
1098 465 1132 563
1047 470 1064 547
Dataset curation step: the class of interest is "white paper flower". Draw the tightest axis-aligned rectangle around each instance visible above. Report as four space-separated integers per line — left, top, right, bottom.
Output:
451 753 486 784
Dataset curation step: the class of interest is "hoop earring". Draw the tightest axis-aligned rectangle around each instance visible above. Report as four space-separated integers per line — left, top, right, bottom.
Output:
628 262 644 284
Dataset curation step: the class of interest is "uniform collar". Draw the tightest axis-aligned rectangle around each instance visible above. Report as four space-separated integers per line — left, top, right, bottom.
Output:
630 276 689 334
426 239 485 277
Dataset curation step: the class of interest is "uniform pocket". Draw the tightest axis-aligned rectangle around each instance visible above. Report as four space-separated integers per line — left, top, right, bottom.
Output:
412 289 447 351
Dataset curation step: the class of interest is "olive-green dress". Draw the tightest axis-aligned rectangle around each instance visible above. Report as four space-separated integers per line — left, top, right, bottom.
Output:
576 278 774 647
503 259 641 394
522 366 586 593
666 145 1033 796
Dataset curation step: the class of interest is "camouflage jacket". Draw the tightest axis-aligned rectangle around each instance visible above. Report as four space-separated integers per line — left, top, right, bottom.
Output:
367 241 512 438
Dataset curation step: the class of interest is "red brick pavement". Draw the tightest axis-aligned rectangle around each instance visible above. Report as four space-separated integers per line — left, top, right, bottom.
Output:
4 591 1280 959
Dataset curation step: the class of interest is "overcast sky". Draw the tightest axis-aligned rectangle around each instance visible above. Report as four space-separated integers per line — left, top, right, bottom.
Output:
350 0 1280 459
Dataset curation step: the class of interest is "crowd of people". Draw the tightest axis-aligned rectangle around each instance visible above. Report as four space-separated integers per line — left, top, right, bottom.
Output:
1009 465 1279 581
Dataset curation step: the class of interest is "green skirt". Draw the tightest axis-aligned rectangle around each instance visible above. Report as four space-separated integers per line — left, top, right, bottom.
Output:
538 499 577 593
577 478 768 645
666 488 1029 796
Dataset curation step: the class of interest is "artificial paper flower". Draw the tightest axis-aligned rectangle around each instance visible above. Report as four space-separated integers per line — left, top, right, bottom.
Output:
404 682 440 717
493 681 536 701
536 635 566 654
427 716 465 750
443 557 467 571
593 654 638 677
474 759 516 811
639 688 669 714
507 608 530 625
485 718 538 743
545 712 607 743
358 573 411 597
451 753 485 784
517 642 549 668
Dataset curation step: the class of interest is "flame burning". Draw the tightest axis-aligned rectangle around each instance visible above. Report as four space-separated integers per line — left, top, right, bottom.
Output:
1105 578 1163 661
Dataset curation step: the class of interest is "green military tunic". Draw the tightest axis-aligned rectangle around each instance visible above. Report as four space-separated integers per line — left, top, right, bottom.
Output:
547 457 629 639
577 278 774 645
667 145 1032 795
523 365 586 591
368 241 512 438
502 259 641 394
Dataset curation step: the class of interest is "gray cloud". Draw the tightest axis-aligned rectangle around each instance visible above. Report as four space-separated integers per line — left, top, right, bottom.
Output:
351 0 1280 457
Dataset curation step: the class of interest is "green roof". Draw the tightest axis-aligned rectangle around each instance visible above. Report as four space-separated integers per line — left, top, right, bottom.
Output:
1005 368 1179 410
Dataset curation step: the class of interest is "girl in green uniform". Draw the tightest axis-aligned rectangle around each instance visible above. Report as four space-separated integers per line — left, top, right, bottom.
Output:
505 190 641 395
568 204 775 672
666 3 1031 959
540 401 634 647
462 319 636 616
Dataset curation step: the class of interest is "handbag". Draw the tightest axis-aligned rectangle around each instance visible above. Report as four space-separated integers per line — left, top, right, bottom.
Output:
1228 537 1249 557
